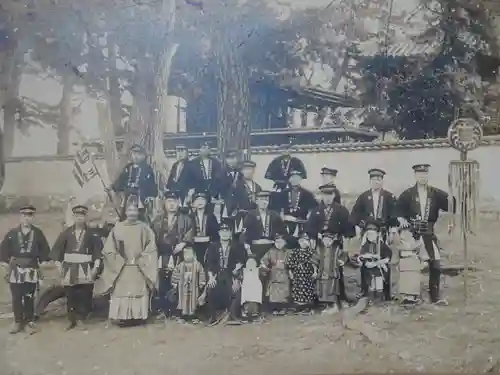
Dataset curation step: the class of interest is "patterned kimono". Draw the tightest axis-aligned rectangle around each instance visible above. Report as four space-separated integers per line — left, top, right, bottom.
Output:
171 257 206 316
315 244 346 303
261 247 290 304
286 247 316 305
94 220 158 321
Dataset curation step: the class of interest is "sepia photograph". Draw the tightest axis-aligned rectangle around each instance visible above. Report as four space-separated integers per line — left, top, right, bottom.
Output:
0 0 499 373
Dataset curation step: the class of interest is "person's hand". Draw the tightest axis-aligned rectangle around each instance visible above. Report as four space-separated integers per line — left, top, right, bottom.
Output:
104 186 111 193
55 261 63 273
397 217 410 228
312 269 318 279
232 279 241 293
90 267 99 281
208 277 217 288
338 259 345 267
244 243 252 256
288 272 294 281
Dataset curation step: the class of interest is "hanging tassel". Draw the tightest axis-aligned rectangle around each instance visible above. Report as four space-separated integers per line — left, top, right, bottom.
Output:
222 204 228 219
448 160 480 234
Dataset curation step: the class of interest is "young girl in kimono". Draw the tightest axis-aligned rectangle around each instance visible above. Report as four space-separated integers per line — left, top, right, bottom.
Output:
171 245 207 323
286 232 318 315
260 233 290 315
395 228 424 305
241 257 262 322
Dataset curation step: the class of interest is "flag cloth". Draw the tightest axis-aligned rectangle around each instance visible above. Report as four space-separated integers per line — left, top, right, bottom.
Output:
72 147 98 188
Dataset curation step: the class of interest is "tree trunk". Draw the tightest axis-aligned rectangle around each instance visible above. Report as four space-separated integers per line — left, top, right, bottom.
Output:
96 99 120 180
107 34 124 136
1 50 22 158
215 33 251 161
56 74 73 155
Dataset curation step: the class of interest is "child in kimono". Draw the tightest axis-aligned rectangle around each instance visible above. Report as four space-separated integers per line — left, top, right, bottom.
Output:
241 257 262 322
395 228 424 305
286 232 318 314
171 245 206 323
260 233 290 315
315 231 346 313
354 220 392 304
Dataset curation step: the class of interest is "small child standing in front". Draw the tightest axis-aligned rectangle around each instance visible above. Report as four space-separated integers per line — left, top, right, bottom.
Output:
171 245 206 323
241 257 262 322
260 233 290 315
286 232 317 315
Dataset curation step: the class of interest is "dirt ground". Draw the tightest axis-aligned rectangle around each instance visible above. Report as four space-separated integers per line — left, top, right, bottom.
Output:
0 213 499 375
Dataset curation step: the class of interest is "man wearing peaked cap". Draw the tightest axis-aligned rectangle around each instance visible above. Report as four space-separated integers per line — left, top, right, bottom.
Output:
214 149 243 220
264 144 307 192
190 140 223 205
350 167 398 245
191 189 220 266
50 202 104 330
1 204 51 334
166 144 194 208
204 216 247 325
395 163 456 305
320 167 342 205
151 188 196 319
280 168 318 241
240 189 287 262
231 159 262 212
108 142 157 221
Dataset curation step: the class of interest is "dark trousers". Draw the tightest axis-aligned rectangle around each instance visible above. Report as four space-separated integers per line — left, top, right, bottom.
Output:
207 275 241 321
421 234 441 302
10 282 37 324
154 271 177 315
65 284 94 322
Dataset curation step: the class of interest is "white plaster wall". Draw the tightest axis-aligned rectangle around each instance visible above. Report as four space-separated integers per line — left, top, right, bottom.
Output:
2 144 499 205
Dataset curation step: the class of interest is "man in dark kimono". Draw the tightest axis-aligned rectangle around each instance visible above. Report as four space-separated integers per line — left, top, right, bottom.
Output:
350 168 398 243
50 205 104 330
232 160 262 213
0 205 51 334
205 221 248 325
264 144 307 192
240 191 287 262
152 190 195 318
396 164 455 305
190 142 223 205
190 191 220 266
215 150 242 219
166 145 194 208
108 144 157 221
279 169 318 240
320 167 341 204
306 184 356 303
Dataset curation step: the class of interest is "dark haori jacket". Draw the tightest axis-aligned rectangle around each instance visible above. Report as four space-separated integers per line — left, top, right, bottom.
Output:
214 166 242 201
0 225 51 283
205 240 248 310
240 209 288 244
111 161 158 202
205 240 248 276
166 158 195 197
396 185 456 227
190 156 223 199
279 186 318 220
306 202 356 240
50 226 104 286
230 178 262 212
190 208 220 242
152 211 195 267
264 155 307 189
350 189 398 229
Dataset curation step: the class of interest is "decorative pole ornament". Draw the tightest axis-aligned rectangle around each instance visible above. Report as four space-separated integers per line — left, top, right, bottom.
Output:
447 117 482 305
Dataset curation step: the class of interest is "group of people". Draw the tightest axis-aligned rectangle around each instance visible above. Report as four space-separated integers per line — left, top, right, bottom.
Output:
0 142 455 334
